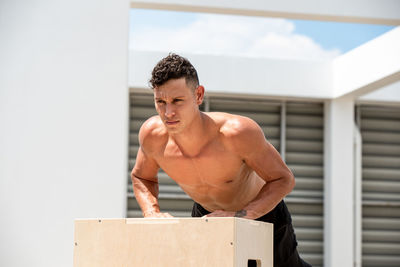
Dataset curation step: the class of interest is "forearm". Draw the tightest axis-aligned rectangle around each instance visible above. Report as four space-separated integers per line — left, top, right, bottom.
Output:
132 174 161 216
241 176 295 219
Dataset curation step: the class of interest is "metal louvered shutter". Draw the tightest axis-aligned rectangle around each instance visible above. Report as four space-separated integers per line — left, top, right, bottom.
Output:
207 97 281 149
127 92 324 266
284 102 324 267
359 105 400 267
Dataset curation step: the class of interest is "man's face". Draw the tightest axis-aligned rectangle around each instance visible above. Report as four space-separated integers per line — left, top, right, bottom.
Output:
154 78 203 134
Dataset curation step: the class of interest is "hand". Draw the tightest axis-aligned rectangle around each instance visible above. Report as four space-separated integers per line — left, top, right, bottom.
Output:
203 210 236 218
143 211 174 218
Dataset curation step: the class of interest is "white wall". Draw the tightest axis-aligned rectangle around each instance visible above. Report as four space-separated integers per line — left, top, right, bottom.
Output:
359 81 400 104
130 50 333 99
130 50 400 105
0 1 129 266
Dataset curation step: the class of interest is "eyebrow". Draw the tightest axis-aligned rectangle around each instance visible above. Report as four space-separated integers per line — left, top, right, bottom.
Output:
155 96 185 100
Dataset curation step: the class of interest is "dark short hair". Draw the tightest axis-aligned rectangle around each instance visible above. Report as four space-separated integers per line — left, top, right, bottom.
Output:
149 53 199 90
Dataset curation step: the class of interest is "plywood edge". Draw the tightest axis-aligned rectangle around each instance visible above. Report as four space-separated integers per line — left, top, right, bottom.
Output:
74 218 125 221
234 218 238 267
75 217 240 225
124 217 237 224
234 218 274 267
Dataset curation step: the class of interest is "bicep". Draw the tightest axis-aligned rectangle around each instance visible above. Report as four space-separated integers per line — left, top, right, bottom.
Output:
233 120 292 182
131 146 159 182
244 140 292 182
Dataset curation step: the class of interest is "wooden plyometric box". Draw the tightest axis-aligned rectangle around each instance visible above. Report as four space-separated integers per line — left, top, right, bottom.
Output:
73 217 273 267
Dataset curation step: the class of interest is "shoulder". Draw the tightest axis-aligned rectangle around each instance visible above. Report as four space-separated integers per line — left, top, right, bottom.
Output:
213 113 263 139
138 115 168 154
211 113 266 154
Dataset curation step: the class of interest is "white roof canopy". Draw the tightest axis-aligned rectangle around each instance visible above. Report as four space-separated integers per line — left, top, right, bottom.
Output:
131 0 400 25
130 0 400 101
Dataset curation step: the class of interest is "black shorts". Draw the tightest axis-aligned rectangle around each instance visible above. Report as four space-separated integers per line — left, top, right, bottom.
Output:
191 200 312 267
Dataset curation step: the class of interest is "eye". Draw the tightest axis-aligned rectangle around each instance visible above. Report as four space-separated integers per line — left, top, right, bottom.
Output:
173 99 183 103
156 100 165 104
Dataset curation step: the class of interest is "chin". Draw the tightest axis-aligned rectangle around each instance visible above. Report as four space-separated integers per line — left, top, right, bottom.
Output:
165 125 182 134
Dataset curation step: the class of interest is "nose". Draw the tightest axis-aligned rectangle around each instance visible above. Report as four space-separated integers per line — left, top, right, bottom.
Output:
164 103 175 118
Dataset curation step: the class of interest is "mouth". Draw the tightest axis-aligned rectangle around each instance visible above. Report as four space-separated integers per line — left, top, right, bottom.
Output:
165 120 179 126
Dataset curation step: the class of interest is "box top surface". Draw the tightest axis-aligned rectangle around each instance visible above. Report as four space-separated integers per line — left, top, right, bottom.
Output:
74 217 273 227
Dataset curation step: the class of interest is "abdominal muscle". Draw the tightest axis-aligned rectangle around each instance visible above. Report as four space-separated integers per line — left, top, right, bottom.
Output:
179 170 266 212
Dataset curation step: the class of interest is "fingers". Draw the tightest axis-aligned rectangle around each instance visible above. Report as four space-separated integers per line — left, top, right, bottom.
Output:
154 212 173 218
162 212 173 218
144 212 174 218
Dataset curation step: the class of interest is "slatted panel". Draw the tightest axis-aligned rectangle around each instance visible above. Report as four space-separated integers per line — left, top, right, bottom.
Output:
360 105 400 267
208 97 281 149
285 102 324 267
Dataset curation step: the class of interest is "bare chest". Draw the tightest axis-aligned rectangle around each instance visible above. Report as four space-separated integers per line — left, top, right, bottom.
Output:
154 140 246 187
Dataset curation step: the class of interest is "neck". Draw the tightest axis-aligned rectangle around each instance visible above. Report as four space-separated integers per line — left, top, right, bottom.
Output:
169 112 212 157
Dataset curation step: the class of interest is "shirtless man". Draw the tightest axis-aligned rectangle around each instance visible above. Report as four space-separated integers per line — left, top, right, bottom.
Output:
131 54 311 267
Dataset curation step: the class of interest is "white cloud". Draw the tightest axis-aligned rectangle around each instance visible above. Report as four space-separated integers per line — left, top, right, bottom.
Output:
130 14 341 61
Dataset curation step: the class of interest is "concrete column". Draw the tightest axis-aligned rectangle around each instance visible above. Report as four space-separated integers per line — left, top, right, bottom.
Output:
0 1 130 266
324 96 355 267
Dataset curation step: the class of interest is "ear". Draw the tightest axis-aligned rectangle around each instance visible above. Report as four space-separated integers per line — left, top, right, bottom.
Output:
195 85 205 105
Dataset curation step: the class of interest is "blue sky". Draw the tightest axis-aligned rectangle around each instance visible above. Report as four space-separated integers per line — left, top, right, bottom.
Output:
130 9 395 59
292 20 395 52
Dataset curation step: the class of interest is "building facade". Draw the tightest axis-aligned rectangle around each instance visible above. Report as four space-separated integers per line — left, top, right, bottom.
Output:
1 1 399 267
